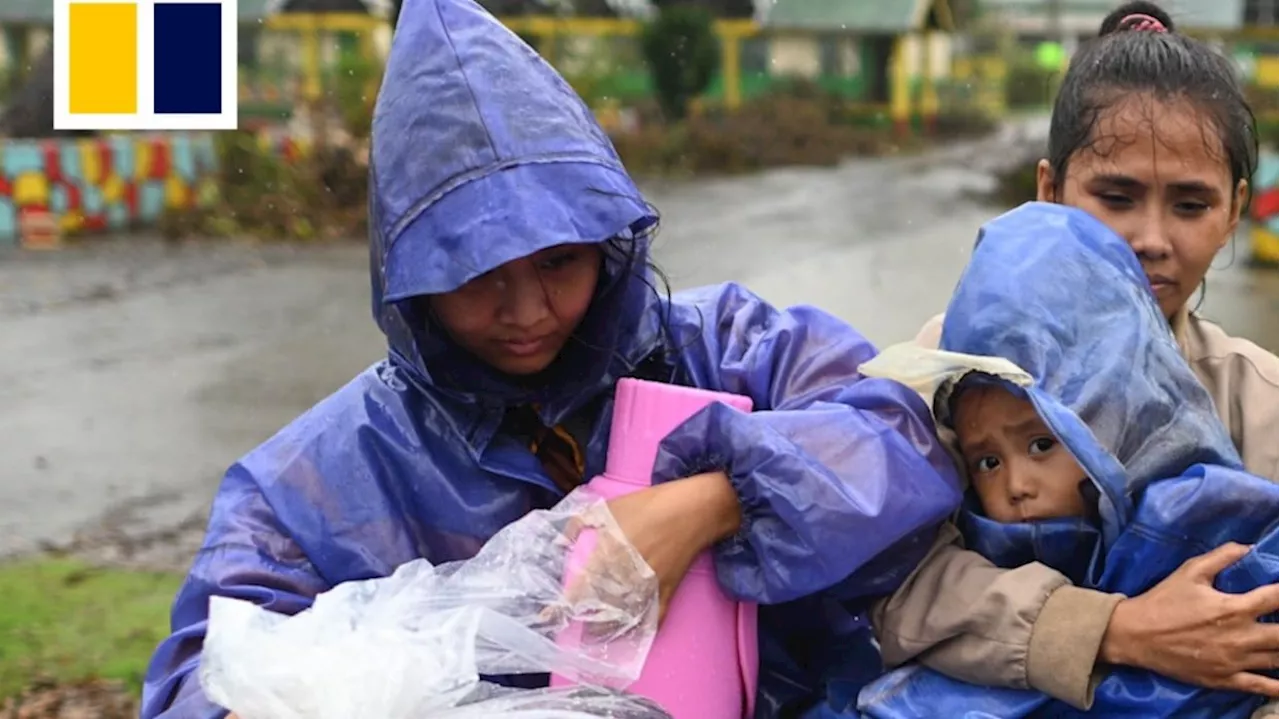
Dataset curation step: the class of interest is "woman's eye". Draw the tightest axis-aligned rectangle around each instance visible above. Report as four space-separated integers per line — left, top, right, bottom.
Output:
1098 192 1133 207
539 252 578 271
1029 437 1057 455
1174 201 1209 215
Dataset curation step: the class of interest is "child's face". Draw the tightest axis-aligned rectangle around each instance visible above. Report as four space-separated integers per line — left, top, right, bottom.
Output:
428 243 601 376
952 385 1090 523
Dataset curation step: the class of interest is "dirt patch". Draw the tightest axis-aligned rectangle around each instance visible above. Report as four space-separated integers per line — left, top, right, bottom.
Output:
0 680 138 719
53 506 208 575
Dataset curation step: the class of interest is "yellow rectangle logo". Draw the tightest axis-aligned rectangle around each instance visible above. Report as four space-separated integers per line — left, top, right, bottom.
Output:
68 2 138 115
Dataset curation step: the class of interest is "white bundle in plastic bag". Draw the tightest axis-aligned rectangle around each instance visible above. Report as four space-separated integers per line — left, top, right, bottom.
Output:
858 342 1033 407
199 489 669 719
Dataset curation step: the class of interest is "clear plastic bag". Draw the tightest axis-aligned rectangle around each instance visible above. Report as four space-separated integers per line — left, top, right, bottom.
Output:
199 488 668 719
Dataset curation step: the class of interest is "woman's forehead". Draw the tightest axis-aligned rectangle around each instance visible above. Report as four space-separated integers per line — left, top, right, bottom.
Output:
1071 95 1233 186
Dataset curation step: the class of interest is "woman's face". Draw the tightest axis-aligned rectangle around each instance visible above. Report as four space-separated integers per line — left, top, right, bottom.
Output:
428 243 602 376
1037 95 1247 319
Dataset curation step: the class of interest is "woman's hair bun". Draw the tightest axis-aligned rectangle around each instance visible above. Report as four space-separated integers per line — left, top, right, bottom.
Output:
1098 1 1175 36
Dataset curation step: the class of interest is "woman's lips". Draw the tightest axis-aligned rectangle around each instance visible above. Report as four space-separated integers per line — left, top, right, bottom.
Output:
1147 274 1176 294
499 336 549 357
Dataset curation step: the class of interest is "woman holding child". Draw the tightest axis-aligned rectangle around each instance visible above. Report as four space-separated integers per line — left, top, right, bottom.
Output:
872 1 1280 714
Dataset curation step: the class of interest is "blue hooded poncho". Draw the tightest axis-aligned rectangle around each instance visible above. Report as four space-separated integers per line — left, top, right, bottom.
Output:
139 1 964 716
852 202 1280 719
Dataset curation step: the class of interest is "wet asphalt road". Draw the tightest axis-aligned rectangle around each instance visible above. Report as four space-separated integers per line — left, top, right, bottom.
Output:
1 124 1276 561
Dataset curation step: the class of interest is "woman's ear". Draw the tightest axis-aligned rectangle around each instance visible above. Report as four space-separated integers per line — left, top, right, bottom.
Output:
1225 178 1248 246
1035 159 1056 202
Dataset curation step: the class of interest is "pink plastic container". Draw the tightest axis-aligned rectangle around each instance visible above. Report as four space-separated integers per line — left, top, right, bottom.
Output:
550 378 759 719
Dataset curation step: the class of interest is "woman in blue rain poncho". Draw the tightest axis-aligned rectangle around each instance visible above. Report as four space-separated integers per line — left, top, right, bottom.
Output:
875 5 1278 713
139 0 964 717
854 201 1280 718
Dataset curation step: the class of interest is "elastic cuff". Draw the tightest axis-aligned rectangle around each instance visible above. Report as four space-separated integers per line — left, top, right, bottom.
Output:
1026 585 1124 710
662 450 758 548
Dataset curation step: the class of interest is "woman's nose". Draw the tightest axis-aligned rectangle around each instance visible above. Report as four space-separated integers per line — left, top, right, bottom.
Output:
1126 209 1173 259
498 273 552 326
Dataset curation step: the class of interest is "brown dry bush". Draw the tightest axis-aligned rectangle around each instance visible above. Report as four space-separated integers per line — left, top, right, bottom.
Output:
159 131 369 242
612 89 902 177
1 679 138 719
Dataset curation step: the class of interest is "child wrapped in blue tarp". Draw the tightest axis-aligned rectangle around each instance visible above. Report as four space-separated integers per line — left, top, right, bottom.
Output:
856 201 1279 719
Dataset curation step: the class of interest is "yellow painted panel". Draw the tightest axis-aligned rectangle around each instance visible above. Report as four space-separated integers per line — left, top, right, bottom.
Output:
13 173 49 205
68 3 138 114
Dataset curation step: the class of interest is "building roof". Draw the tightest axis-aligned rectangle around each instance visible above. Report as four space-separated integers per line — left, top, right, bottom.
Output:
1164 0 1245 30
0 0 54 24
270 0 377 12
241 0 275 21
0 0 1251 29
765 0 952 33
981 0 1245 31
0 0 271 24
0 0 375 24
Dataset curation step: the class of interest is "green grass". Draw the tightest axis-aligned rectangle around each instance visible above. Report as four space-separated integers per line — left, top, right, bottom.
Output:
0 559 183 699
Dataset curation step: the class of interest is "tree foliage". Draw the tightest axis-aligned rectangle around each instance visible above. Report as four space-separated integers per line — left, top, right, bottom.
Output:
639 3 720 121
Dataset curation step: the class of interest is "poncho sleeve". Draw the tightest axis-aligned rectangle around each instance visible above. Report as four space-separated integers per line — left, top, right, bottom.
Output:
654 282 963 604
140 464 328 719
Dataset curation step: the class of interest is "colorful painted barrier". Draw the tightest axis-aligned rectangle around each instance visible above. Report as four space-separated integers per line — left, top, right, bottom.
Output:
256 132 310 163
0 131 317 245
0 133 221 245
1251 152 1278 265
